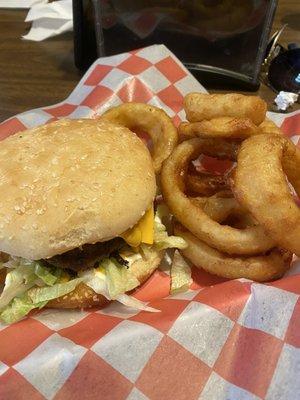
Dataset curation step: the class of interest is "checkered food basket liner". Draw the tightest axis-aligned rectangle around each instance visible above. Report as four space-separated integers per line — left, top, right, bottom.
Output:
0 45 300 400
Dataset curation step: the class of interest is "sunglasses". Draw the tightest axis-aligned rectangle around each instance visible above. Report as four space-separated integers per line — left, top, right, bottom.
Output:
261 25 300 94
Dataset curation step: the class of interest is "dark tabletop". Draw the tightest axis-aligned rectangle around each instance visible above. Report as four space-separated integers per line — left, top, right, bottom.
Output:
0 0 299 122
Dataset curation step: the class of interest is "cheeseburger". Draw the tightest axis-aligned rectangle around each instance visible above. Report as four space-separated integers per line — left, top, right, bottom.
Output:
0 118 185 323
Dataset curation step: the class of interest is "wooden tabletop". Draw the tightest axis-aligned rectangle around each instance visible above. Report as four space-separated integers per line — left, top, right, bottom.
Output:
0 0 299 122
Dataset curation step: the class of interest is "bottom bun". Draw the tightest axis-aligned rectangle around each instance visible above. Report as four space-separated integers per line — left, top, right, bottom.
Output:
46 283 110 309
47 248 164 309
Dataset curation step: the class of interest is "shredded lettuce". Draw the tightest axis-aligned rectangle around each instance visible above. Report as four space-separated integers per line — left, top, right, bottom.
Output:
105 258 140 299
28 278 83 303
0 294 47 324
80 258 140 300
0 205 188 324
79 267 110 299
170 250 192 294
154 206 187 251
34 262 58 286
0 260 82 323
80 261 158 312
154 234 187 251
115 294 159 312
0 266 36 309
0 261 61 311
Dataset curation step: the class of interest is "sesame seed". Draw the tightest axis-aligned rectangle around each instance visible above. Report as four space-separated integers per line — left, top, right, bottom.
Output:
36 209 45 215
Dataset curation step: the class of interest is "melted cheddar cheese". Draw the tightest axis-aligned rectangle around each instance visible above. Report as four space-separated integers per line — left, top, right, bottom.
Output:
121 206 154 247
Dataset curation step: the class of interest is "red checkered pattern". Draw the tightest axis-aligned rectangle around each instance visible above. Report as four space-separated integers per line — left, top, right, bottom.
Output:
0 45 300 399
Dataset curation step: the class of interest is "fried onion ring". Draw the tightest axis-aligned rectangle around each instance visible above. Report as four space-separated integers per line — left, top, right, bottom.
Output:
178 126 197 143
234 133 300 256
184 93 267 125
175 224 292 282
185 171 229 196
259 119 283 135
101 102 178 173
161 138 275 255
189 191 247 223
179 117 260 139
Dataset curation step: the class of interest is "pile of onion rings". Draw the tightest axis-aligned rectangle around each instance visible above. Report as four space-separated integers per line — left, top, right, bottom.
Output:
161 93 296 282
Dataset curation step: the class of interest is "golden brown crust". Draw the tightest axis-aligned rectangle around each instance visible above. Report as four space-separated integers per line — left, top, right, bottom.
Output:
161 137 274 255
179 117 260 140
47 283 109 309
259 119 283 135
175 224 292 282
234 134 300 256
185 172 229 196
184 93 267 125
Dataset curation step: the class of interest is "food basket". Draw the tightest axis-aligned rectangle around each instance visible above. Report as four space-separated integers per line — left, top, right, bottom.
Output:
0 45 300 400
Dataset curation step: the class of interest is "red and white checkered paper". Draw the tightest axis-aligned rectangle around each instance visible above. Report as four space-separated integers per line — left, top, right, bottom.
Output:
0 44 300 400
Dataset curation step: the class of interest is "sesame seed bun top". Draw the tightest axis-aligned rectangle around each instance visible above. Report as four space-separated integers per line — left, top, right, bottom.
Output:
0 118 156 259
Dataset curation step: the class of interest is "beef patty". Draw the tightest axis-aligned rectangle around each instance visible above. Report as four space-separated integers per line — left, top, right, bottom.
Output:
46 238 124 272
